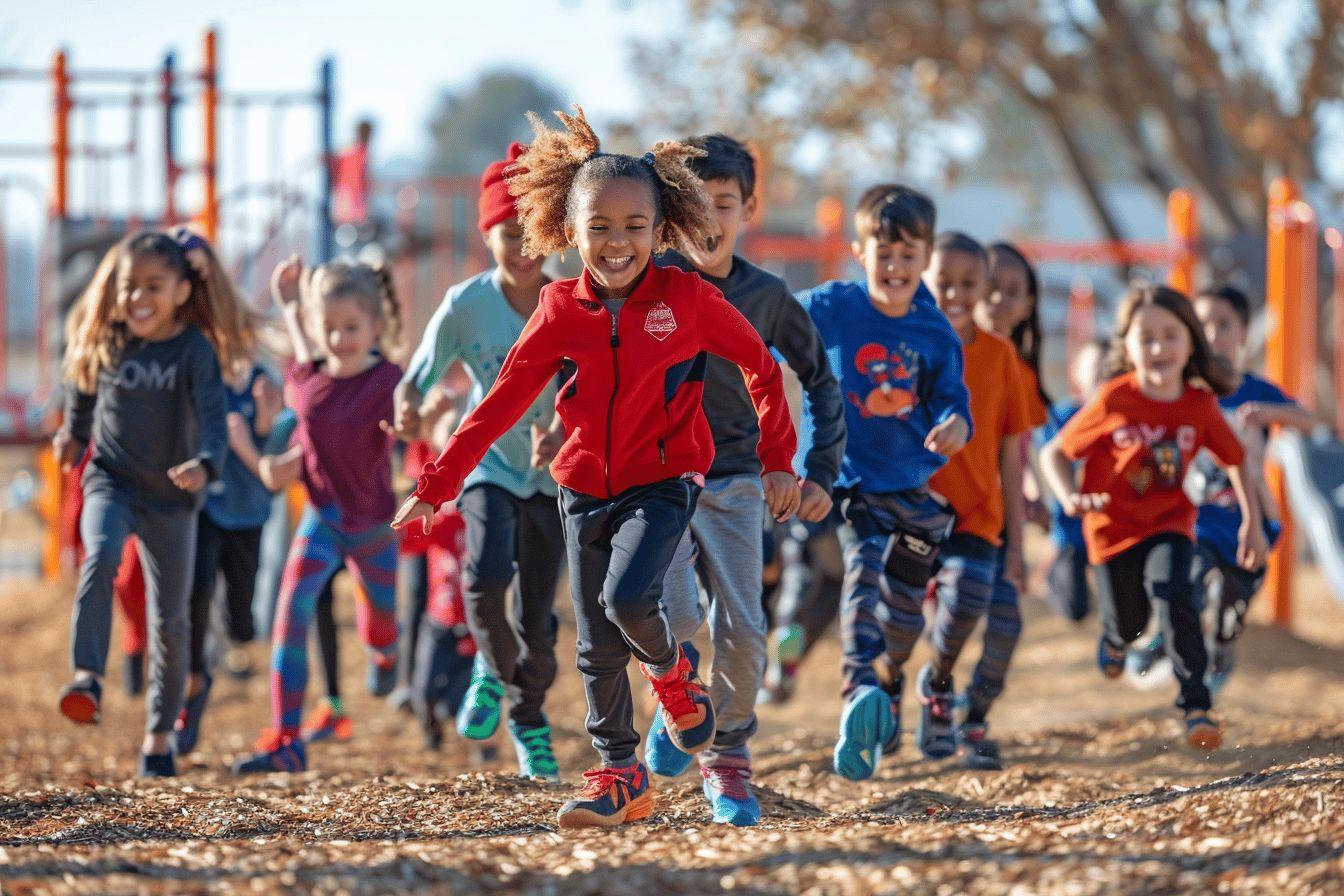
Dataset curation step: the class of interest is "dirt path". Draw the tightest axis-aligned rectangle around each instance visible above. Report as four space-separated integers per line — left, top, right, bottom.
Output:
1 565 1342 894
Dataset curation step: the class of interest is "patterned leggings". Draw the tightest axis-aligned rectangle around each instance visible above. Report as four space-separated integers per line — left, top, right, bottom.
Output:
965 546 1022 723
270 507 397 738
929 533 999 683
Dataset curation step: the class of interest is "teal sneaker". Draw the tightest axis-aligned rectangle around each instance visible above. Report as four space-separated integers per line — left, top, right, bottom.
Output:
833 685 896 780
645 642 699 777
509 718 560 783
456 655 505 741
700 757 761 827
759 624 804 705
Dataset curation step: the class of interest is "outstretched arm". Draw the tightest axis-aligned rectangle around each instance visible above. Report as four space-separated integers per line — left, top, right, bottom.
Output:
272 255 314 365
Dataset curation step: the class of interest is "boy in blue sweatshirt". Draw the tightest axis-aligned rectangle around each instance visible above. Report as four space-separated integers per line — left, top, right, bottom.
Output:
797 184 971 782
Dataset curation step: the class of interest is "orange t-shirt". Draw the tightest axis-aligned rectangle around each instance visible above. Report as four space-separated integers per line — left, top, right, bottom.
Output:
1016 360 1049 428
928 329 1034 545
1058 372 1245 564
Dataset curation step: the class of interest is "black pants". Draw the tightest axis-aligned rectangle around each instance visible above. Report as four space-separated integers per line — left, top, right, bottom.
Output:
413 616 474 730
561 477 700 764
315 575 340 700
1047 543 1092 622
188 514 262 674
457 484 565 728
1194 541 1265 645
1093 533 1209 711
396 553 431 692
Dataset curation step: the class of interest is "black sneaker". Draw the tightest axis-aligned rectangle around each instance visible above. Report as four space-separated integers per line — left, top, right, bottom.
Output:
124 653 145 697
956 723 1003 770
915 664 956 759
173 672 213 755
58 678 102 725
137 752 177 778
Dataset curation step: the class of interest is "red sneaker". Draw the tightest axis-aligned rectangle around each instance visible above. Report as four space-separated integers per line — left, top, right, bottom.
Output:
640 648 716 754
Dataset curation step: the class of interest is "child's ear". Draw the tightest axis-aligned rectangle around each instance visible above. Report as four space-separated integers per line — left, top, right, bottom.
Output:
742 193 758 225
850 240 864 263
563 222 576 248
172 277 192 309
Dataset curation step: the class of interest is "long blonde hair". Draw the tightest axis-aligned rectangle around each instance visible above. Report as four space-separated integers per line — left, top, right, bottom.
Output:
64 229 261 392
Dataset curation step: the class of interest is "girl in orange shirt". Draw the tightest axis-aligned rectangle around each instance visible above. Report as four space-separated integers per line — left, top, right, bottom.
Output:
1040 285 1266 751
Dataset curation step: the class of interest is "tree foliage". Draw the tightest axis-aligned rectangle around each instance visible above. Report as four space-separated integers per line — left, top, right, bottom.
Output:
425 71 567 176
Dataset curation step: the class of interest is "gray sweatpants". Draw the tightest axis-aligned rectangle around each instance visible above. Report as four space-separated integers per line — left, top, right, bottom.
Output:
661 473 766 764
71 479 197 734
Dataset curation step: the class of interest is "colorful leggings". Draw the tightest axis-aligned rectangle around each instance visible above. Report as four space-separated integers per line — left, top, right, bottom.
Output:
965 546 1023 723
929 533 999 683
270 507 397 738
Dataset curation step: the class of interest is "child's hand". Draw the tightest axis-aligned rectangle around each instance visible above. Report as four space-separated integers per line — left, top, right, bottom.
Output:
1003 547 1027 592
391 495 436 534
763 471 802 523
252 377 283 435
271 254 304 308
386 399 422 442
226 412 254 455
168 459 208 493
1062 492 1109 517
53 428 85 472
925 415 969 456
1235 402 1269 430
1237 520 1269 571
531 423 564 470
797 479 833 522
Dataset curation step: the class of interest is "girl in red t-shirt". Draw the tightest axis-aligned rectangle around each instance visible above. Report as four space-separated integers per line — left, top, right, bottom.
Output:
1040 285 1266 751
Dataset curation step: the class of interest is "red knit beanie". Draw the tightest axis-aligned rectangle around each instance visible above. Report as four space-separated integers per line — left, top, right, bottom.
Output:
477 141 527 233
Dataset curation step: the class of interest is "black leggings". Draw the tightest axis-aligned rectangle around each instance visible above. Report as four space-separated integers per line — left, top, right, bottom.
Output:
315 576 340 700
188 515 262 674
1093 533 1209 711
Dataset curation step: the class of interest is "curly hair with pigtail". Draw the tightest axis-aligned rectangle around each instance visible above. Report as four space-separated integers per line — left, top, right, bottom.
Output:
505 105 717 258
306 259 403 356
64 229 262 393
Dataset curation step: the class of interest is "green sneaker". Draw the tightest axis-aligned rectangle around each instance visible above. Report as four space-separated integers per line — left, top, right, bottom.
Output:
510 718 560 782
456 655 505 741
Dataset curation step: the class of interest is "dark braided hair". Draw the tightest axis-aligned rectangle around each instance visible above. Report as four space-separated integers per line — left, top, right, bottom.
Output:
506 105 717 258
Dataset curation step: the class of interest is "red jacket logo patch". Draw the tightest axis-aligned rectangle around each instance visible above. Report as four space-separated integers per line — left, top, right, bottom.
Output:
644 302 677 341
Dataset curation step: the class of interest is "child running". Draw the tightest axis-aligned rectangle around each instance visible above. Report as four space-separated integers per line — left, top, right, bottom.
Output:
391 141 567 781
1039 284 1267 750
233 255 403 773
644 133 844 827
55 230 239 777
393 107 800 828
923 232 1034 769
1130 285 1314 692
798 185 971 782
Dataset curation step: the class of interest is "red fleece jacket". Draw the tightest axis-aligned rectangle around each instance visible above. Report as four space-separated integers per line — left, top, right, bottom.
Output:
414 263 797 505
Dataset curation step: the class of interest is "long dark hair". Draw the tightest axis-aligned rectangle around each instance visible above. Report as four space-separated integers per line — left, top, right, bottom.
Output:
988 241 1050 405
1103 284 1237 395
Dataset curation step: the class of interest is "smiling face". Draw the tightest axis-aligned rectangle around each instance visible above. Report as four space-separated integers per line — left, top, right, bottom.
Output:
1193 294 1246 371
319 295 383 364
979 251 1033 338
685 177 754 278
926 247 988 339
116 250 191 341
854 235 931 315
1124 304 1192 394
484 218 544 289
566 176 660 300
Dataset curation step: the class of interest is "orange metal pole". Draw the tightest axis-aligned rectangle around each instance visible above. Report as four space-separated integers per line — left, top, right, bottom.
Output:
1263 180 1309 628
202 29 219 241
1327 227 1344 438
815 196 845 281
1166 189 1198 294
52 50 70 219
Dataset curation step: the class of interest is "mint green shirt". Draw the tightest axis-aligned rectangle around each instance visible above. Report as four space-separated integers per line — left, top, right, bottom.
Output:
403 269 558 498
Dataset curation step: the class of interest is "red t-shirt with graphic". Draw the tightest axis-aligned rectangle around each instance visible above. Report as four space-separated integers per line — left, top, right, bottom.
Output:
1057 372 1244 564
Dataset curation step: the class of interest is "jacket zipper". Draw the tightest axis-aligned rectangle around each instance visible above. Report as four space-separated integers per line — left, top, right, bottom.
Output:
604 311 620 497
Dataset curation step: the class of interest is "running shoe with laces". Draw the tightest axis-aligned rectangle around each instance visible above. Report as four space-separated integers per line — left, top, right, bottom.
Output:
915 663 956 760
640 646 716 755
233 733 307 774
833 684 895 781
701 757 761 827
302 702 354 743
509 718 561 783
645 642 700 777
955 722 1003 770
457 655 505 741
557 762 655 829
173 671 213 755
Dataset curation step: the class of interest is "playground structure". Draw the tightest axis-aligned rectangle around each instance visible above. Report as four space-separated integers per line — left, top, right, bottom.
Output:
0 32 1340 629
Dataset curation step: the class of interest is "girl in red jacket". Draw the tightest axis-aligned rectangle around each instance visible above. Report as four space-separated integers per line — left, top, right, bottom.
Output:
1040 285 1266 751
393 106 800 828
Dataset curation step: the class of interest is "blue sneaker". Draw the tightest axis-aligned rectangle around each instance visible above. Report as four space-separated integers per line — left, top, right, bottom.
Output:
915 664 956 760
833 685 896 780
645 642 699 777
641 645 715 755
557 762 655 829
367 649 397 697
509 718 560 783
232 734 307 774
457 655 505 741
1098 637 1128 681
173 671 213 755
701 757 761 827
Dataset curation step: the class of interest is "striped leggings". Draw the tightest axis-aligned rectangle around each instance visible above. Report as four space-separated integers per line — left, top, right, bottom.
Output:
929 533 999 683
965 545 1022 723
270 507 397 738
